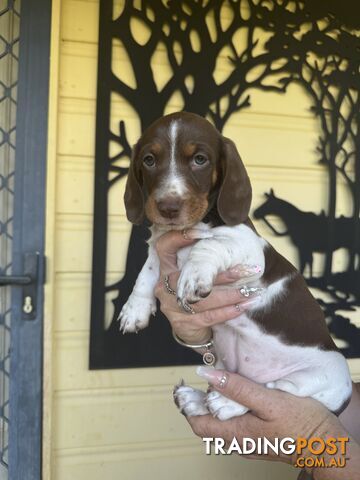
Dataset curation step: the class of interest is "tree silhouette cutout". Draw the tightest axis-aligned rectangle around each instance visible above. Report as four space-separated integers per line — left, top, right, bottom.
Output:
266 14 360 279
253 3 360 357
91 0 360 368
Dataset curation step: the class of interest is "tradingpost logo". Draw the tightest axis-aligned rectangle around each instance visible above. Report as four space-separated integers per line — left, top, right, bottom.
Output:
202 436 349 468
295 437 348 468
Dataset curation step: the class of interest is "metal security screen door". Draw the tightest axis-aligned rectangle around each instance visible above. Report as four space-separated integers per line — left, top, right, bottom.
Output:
0 1 51 478
0 2 19 474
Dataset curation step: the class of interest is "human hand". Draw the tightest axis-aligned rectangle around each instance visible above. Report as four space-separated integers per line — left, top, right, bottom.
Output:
184 368 360 479
187 368 335 463
339 382 360 444
154 229 262 345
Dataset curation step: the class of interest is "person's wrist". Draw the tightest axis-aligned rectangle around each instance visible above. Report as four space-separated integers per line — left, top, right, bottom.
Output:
173 328 216 364
173 327 212 348
312 424 356 480
292 415 348 477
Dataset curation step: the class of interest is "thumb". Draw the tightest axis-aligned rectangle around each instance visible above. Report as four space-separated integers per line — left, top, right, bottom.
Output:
156 228 212 276
196 366 277 419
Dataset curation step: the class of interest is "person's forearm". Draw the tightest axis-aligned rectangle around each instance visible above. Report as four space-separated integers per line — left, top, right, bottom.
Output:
312 438 360 479
339 382 360 444
311 422 360 480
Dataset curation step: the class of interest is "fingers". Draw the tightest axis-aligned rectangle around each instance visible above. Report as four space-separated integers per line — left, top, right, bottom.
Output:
214 264 263 286
156 285 248 327
186 412 260 443
155 280 258 329
155 272 262 316
186 413 237 440
155 275 180 302
156 231 195 276
196 369 281 419
192 286 262 313
156 228 214 276
193 304 249 327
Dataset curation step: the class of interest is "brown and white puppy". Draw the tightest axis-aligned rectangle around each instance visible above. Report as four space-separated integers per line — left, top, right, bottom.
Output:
119 111 351 420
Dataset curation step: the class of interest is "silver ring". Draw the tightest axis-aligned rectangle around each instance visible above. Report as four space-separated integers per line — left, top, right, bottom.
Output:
182 302 195 315
164 275 176 295
178 299 195 315
218 373 228 388
182 229 189 240
239 285 264 298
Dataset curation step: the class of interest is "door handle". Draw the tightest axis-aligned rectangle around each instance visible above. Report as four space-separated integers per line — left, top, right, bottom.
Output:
0 275 32 286
0 252 41 320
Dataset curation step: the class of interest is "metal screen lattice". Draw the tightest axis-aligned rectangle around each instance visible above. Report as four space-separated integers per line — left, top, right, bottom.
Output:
0 0 20 475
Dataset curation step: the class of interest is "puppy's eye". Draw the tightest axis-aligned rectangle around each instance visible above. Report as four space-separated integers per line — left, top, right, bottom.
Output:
143 154 155 167
193 154 208 166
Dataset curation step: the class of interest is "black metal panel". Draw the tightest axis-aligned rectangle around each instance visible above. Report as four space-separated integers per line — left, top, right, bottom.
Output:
91 0 360 369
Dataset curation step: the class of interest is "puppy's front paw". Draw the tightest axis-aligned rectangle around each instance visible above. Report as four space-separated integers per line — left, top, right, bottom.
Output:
177 261 216 306
206 390 249 420
118 294 156 333
173 382 209 416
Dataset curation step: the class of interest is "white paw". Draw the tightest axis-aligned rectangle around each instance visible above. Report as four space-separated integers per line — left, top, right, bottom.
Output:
177 261 217 306
173 383 209 416
206 390 249 420
118 294 156 333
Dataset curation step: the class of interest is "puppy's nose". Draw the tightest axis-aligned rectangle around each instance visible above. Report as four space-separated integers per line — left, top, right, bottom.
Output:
157 197 183 219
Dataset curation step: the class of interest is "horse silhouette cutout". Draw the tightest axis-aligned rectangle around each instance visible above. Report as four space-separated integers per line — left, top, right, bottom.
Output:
253 189 356 277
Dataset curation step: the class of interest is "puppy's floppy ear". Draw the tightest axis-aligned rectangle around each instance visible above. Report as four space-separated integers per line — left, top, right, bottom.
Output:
217 137 252 225
124 144 145 225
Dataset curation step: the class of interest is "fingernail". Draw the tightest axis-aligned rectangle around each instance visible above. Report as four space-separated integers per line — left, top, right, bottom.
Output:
185 228 214 239
228 264 263 278
196 366 221 382
235 296 261 312
196 366 228 388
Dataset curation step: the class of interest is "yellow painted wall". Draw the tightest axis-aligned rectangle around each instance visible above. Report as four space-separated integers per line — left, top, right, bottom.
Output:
44 1 360 479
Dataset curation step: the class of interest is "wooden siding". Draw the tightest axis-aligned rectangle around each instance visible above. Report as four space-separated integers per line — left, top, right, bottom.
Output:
44 1 360 478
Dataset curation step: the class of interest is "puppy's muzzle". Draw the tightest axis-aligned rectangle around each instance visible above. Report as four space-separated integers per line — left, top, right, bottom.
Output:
156 197 183 219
